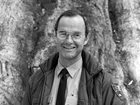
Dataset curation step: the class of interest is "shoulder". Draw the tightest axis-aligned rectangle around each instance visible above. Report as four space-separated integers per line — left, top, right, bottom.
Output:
93 70 115 91
99 70 126 101
98 70 116 89
93 69 113 84
39 52 59 72
28 69 44 87
102 70 113 84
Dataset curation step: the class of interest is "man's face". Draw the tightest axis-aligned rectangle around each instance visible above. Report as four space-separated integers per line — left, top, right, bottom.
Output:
56 15 89 61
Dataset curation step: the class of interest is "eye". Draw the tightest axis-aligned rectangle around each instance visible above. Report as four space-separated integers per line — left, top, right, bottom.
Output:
57 31 67 39
75 34 80 37
58 31 67 36
73 33 81 39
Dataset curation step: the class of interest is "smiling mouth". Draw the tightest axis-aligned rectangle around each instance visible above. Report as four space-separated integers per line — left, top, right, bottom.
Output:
63 46 76 49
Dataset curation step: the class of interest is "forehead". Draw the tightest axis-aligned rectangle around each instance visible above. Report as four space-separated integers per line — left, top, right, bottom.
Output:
57 15 85 32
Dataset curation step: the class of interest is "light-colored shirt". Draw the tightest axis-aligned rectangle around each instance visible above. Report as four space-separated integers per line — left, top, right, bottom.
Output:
49 58 82 105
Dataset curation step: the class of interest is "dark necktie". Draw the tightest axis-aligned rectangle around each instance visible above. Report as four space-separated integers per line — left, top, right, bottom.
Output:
56 68 68 105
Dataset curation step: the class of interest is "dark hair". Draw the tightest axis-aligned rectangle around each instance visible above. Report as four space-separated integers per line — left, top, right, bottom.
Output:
54 9 89 37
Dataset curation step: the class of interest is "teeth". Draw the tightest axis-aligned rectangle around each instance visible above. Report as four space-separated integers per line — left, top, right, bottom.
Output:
63 46 75 49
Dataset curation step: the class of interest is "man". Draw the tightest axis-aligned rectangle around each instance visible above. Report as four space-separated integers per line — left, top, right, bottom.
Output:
22 9 127 105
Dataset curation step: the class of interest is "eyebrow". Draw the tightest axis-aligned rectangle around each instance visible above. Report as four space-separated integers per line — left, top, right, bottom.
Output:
58 30 67 33
73 31 81 34
58 30 82 34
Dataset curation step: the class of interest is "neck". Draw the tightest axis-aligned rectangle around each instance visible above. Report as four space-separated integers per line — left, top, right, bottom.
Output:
59 54 82 68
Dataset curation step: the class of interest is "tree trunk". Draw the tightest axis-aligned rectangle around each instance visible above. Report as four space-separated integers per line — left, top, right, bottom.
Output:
109 0 140 104
0 0 34 104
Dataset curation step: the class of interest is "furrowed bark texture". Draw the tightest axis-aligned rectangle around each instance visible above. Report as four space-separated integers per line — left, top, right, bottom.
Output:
109 0 140 104
0 0 34 104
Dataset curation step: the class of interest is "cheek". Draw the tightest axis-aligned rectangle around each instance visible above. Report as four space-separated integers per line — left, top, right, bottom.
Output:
77 40 86 47
56 39 63 49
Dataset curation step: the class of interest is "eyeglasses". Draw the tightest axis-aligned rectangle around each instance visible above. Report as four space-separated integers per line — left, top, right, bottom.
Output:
57 31 84 40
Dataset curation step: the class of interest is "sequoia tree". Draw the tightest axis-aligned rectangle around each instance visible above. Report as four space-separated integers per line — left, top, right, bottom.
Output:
0 0 140 105
0 0 34 104
109 0 140 104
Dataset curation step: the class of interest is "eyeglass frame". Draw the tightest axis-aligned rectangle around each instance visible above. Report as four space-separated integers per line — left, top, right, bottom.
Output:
56 31 85 40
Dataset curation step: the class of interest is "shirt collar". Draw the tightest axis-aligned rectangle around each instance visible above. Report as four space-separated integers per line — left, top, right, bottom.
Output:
56 58 82 78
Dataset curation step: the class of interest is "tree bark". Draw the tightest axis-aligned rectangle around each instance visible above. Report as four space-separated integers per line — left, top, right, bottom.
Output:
0 0 34 104
109 0 140 104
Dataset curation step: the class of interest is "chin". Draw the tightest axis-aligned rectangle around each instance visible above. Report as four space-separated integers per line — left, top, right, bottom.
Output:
62 52 81 60
61 52 75 59
63 54 76 59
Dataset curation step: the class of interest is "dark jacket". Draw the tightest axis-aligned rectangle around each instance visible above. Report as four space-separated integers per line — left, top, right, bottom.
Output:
22 50 126 105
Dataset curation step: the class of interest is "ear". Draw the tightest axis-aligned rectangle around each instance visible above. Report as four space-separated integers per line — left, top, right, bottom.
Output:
84 35 89 45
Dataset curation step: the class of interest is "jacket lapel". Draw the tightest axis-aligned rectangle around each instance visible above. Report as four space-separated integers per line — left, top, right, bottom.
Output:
43 69 55 104
78 68 90 105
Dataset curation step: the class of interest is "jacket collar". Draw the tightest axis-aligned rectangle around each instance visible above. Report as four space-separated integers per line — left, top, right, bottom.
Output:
40 50 102 77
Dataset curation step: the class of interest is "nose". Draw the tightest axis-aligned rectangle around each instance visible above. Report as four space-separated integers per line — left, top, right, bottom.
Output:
65 35 73 43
